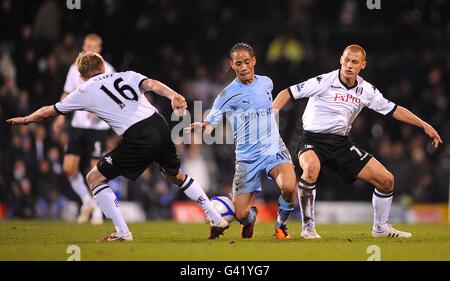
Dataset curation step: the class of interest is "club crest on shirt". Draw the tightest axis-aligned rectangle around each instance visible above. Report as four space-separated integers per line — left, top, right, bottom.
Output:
355 87 363 96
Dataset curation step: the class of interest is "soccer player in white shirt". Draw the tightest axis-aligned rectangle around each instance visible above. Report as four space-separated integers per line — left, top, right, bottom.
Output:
53 34 115 225
273 44 442 239
8 52 229 241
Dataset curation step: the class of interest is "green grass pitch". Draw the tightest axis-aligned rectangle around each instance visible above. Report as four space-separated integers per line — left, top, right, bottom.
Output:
1 221 449 261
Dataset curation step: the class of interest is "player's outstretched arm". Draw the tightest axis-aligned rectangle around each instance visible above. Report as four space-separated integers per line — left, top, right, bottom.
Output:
392 105 443 148
140 79 187 112
273 89 291 110
51 91 70 135
185 121 214 135
7 105 58 125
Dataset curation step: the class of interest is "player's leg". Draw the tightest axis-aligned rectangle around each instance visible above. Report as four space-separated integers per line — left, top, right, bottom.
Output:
64 128 98 223
63 153 96 224
154 113 228 239
87 132 111 225
233 192 258 239
232 160 261 239
298 150 321 239
162 170 229 239
357 158 411 238
88 157 104 225
233 192 254 221
86 165 132 242
268 162 296 240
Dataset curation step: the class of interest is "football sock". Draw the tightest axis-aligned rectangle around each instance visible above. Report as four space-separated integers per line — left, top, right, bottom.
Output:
92 184 129 234
179 175 223 224
275 195 294 227
372 188 393 233
298 178 317 225
239 207 256 226
69 172 91 204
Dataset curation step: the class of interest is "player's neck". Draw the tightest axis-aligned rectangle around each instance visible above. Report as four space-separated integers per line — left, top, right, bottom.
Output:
339 71 357 89
238 76 255 84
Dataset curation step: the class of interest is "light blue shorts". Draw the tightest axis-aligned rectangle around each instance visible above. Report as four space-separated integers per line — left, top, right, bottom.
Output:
232 148 292 196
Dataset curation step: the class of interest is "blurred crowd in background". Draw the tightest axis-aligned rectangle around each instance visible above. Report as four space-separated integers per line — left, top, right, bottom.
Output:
0 0 449 220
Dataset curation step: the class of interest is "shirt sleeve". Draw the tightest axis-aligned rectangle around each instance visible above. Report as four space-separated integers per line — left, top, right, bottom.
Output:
266 77 274 93
63 66 79 93
128 71 149 90
367 87 396 115
204 91 235 127
288 73 330 100
54 89 88 115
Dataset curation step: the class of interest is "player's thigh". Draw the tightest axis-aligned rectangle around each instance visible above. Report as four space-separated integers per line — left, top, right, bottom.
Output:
232 160 263 196
156 141 181 180
268 162 296 196
298 150 321 180
63 154 81 176
97 141 152 181
356 157 394 191
153 115 181 177
65 128 86 159
88 130 109 168
88 130 109 160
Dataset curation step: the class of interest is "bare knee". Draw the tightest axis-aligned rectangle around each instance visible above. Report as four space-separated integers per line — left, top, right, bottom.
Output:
377 171 394 193
86 168 107 190
162 170 185 186
278 179 297 201
302 162 320 183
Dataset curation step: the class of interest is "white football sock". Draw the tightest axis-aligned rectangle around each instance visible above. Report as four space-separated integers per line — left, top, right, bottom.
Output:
180 176 223 223
92 184 129 234
298 179 316 225
372 188 393 233
69 172 91 204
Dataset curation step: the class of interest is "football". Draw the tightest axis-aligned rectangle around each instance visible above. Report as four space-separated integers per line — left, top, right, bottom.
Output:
210 196 236 223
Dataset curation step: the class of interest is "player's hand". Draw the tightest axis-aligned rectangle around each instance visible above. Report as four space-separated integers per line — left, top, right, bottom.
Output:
422 122 443 148
185 122 207 134
171 94 187 116
6 117 29 125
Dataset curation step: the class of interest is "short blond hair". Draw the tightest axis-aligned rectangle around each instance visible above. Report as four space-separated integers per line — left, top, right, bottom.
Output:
75 52 105 78
344 44 367 61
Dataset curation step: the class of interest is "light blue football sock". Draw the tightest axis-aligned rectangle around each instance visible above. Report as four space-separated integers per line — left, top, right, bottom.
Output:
275 195 295 227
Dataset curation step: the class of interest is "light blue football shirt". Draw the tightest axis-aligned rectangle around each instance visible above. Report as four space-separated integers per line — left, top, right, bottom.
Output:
205 75 283 161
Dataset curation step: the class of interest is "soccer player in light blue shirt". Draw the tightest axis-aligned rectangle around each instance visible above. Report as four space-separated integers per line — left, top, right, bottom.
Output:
190 43 297 240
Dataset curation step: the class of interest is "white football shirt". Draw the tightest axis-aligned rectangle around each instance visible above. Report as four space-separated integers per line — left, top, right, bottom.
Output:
55 71 158 136
288 69 396 136
63 61 115 130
